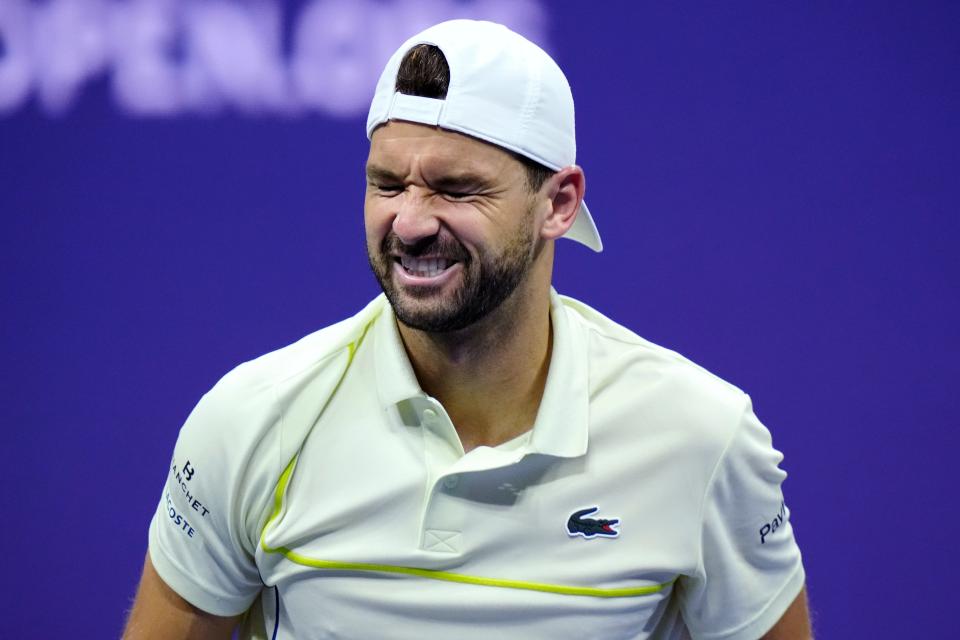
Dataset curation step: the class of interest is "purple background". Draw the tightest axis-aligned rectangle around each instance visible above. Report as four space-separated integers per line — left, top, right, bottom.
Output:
2 1 958 637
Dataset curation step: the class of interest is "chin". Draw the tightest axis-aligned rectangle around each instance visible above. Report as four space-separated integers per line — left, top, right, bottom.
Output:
390 293 460 329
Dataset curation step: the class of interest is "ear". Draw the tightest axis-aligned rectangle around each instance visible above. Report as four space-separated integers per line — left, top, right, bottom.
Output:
538 166 586 241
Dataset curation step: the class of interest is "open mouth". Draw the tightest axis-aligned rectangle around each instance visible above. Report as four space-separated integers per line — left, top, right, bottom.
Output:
397 255 458 278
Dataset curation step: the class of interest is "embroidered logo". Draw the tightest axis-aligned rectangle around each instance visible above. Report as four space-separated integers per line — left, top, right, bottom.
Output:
566 506 620 539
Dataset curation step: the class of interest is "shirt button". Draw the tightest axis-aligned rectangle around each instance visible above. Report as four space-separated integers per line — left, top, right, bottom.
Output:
422 409 438 425
443 475 460 489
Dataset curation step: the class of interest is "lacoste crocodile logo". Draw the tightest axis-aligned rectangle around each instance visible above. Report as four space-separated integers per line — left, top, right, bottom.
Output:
566 506 620 539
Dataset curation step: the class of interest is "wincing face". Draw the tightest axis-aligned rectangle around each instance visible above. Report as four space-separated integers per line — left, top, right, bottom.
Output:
364 121 543 333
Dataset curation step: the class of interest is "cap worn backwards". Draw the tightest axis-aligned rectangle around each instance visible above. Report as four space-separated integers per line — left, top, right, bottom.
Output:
366 19 602 253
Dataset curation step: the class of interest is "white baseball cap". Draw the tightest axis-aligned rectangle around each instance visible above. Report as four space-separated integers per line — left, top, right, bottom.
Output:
366 19 603 253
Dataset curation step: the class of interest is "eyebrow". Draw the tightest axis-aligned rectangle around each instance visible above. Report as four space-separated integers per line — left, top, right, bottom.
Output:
365 165 403 183
429 172 492 192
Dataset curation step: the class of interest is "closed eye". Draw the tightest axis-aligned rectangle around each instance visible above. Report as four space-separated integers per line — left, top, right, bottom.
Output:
373 183 404 195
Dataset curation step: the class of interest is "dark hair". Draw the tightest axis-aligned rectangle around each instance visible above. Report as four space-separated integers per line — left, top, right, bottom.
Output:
395 44 555 194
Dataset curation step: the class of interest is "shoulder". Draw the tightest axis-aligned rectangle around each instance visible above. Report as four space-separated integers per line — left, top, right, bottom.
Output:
211 294 388 408
557 294 749 447
167 296 388 527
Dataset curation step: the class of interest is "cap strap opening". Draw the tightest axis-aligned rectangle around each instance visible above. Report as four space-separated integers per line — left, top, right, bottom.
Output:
387 93 445 126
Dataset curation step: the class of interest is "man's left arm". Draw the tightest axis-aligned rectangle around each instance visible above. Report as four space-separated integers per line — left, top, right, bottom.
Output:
762 587 812 639
678 395 808 640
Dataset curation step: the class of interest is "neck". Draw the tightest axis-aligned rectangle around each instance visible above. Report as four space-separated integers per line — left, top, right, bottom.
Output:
397 263 554 452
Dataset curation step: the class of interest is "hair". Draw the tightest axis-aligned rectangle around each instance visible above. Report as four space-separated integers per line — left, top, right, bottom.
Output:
395 44 555 194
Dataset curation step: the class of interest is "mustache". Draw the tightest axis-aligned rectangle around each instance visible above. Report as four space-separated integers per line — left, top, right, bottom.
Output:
381 232 470 263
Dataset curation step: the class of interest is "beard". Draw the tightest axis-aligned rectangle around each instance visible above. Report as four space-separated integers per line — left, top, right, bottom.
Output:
367 220 536 333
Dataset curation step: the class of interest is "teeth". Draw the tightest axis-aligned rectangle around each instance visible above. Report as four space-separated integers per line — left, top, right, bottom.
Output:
400 256 452 277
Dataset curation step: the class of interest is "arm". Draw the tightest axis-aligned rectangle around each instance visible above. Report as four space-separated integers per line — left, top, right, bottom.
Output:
123 554 241 640
761 587 812 640
679 397 809 639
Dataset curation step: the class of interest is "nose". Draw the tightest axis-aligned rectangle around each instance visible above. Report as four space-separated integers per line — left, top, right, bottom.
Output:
391 190 441 246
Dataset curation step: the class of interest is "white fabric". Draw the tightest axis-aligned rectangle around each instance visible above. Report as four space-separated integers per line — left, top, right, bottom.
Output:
148 292 804 639
366 19 603 252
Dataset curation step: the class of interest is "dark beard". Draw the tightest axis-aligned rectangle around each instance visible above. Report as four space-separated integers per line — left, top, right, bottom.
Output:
367 226 535 333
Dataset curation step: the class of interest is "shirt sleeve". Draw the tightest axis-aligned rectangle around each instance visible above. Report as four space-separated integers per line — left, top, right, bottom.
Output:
678 397 806 640
144 309 369 617
147 373 277 617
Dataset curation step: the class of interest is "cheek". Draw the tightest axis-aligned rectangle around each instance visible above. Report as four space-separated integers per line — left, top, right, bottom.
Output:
363 197 394 247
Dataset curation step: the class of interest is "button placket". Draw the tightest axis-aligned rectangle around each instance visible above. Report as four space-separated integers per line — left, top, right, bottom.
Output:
419 399 465 458
420 482 466 553
422 528 462 553
419 399 467 552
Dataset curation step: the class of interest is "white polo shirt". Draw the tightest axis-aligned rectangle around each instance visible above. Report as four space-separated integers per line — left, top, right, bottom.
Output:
149 291 804 640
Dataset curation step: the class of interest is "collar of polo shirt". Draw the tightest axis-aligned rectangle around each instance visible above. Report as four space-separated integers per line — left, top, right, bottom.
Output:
373 289 589 459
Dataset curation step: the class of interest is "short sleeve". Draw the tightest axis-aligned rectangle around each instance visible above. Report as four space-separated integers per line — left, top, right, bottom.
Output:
147 377 275 617
678 397 805 640
145 299 378 617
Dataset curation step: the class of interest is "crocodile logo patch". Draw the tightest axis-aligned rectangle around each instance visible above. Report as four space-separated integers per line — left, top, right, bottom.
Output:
566 506 620 539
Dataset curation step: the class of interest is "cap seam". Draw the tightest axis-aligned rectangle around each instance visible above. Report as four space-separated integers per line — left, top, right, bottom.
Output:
518 53 542 143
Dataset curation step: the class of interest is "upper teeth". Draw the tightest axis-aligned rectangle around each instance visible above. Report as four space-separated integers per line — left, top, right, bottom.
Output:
400 256 452 277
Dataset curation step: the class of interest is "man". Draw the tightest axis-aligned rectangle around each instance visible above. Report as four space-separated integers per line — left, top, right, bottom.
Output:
125 19 810 640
